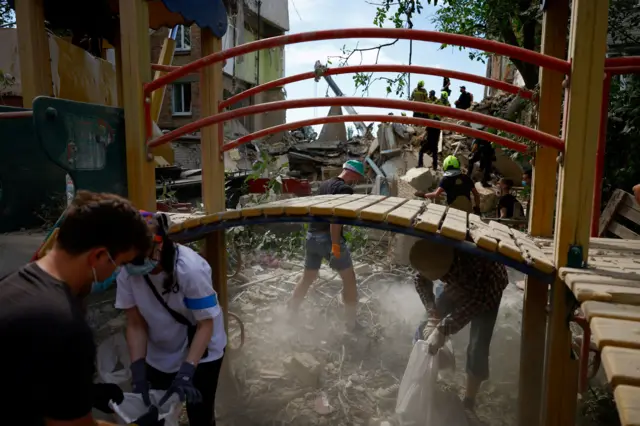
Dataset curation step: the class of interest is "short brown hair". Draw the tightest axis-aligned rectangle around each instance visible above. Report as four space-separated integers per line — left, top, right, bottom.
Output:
57 191 151 257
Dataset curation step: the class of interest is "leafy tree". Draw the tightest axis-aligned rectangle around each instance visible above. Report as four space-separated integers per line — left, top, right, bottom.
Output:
0 0 13 27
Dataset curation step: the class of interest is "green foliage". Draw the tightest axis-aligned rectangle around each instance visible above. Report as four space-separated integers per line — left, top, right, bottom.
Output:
601 75 640 207
244 150 289 204
0 1 13 27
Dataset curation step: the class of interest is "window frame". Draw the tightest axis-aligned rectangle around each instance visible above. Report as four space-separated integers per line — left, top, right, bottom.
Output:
171 83 192 116
175 25 191 52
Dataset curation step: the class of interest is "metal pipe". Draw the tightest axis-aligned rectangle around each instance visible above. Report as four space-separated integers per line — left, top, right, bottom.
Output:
144 28 571 94
221 114 531 153
220 64 536 110
591 72 612 237
604 65 640 75
0 111 33 119
147 97 564 150
605 56 640 68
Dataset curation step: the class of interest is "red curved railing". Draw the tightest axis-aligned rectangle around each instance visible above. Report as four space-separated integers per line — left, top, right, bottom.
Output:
223 114 530 154
220 64 536 110
147 97 564 150
144 28 570 94
605 57 640 68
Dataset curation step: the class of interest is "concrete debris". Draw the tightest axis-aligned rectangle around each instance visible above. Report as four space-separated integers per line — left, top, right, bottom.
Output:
284 352 323 388
474 181 499 214
494 146 524 184
400 167 440 193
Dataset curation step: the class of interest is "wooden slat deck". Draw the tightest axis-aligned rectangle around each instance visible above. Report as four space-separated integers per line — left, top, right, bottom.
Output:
538 236 640 426
166 195 555 277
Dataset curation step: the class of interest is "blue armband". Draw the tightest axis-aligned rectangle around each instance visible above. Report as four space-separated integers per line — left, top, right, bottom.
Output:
184 294 218 310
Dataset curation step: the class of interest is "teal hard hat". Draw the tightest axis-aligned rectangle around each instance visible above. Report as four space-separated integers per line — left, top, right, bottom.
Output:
343 159 365 177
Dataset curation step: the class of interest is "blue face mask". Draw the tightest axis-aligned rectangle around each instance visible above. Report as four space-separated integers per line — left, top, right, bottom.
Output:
125 258 158 276
91 269 119 293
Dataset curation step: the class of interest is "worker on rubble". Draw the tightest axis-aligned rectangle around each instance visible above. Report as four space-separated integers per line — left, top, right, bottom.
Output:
418 90 442 169
415 155 482 215
455 86 473 110
442 77 452 96
410 239 509 411
288 160 366 331
411 80 429 118
440 90 451 107
0 191 163 426
467 133 495 188
116 211 227 426
497 178 524 219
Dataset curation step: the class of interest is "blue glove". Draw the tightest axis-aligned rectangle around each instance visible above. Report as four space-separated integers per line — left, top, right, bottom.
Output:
158 362 201 406
130 358 151 407
130 405 165 426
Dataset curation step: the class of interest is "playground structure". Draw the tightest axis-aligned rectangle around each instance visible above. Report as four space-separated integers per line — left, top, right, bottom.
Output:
4 0 640 425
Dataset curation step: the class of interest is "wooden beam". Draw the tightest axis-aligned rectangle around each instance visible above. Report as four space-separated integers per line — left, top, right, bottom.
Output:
200 29 228 331
150 36 177 164
518 2 568 425
15 0 53 107
545 0 610 425
118 0 156 210
114 38 124 108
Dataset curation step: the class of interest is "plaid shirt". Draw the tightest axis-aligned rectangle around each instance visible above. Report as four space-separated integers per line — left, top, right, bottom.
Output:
414 250 508 337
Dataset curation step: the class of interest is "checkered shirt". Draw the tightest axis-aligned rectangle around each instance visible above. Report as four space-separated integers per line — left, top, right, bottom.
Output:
414 250 508 337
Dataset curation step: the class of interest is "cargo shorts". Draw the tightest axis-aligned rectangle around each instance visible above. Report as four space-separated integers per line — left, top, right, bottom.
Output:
304 232 353 271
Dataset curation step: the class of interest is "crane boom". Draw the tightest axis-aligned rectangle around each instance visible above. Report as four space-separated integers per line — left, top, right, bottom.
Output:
314 61 368 136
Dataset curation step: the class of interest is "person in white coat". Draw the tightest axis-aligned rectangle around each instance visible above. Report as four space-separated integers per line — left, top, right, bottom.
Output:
116 212 227 426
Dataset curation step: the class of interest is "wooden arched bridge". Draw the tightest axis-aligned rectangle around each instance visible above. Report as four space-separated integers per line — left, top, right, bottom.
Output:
167 194 556 281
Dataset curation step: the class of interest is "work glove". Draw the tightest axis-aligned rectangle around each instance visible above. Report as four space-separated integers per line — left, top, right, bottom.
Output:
426 328 446 355
129 405 165 426
93 382 124 413
130 358 151 407
158 362 202 406
331 243 341 259
473 206 481 215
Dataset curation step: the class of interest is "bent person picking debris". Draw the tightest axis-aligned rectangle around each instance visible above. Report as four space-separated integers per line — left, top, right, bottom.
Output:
409 239 509 411
415 155 482 215
288 160 366 330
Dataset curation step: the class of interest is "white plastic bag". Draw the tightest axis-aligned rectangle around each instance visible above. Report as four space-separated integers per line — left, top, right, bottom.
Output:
97 332 131 391
109 391 182 426
396 341 469 426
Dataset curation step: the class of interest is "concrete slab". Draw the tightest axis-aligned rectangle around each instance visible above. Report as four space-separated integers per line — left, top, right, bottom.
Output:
0 232 46 276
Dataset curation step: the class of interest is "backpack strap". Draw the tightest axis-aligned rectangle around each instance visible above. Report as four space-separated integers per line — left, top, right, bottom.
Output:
143 275 191 327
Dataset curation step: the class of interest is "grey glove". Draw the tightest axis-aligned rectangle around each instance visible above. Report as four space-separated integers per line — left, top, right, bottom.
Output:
158 362 202 406
130 358 151 407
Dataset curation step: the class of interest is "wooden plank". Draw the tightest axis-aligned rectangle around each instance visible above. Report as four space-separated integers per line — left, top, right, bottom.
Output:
591 317 640 350
284 195 349 216
609 221 640 240
590 237 640 251
245 195 334 216
360 197 408 222
440 207 467 240
599 189 627 236
220 210 242 221
414 203 446 233
545 0 610 422
199 30 227 332
310 194 369 216
333 195 387 218
582 301 640 322
118 0 155 210
386 200 425 227
573 284 640 305
15 0 53 107
468 214 499 252
614 385 640 426
619 203 640 226
602 346 640 388
565 273 640 289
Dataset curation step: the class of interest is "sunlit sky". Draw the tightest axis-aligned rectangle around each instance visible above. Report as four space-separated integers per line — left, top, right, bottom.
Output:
284 0 487 131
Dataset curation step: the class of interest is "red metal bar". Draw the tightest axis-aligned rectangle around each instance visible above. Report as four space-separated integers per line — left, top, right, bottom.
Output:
147 97 565 150
220 65 536 110
223 114 530 154
0 111 33 119
605 56 640 68
145 28 571 94
591 72 612 237
604 65 640 75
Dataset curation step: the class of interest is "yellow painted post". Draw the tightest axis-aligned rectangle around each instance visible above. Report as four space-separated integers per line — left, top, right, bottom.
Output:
14 0 53 107
200 28 228 331
150 37 177 165
518 2 568 425
544 0 610 424
118 0 156 211
114 38 124 108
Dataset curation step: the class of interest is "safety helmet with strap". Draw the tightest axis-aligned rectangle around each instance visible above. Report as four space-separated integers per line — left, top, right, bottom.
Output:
443 155 460 171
